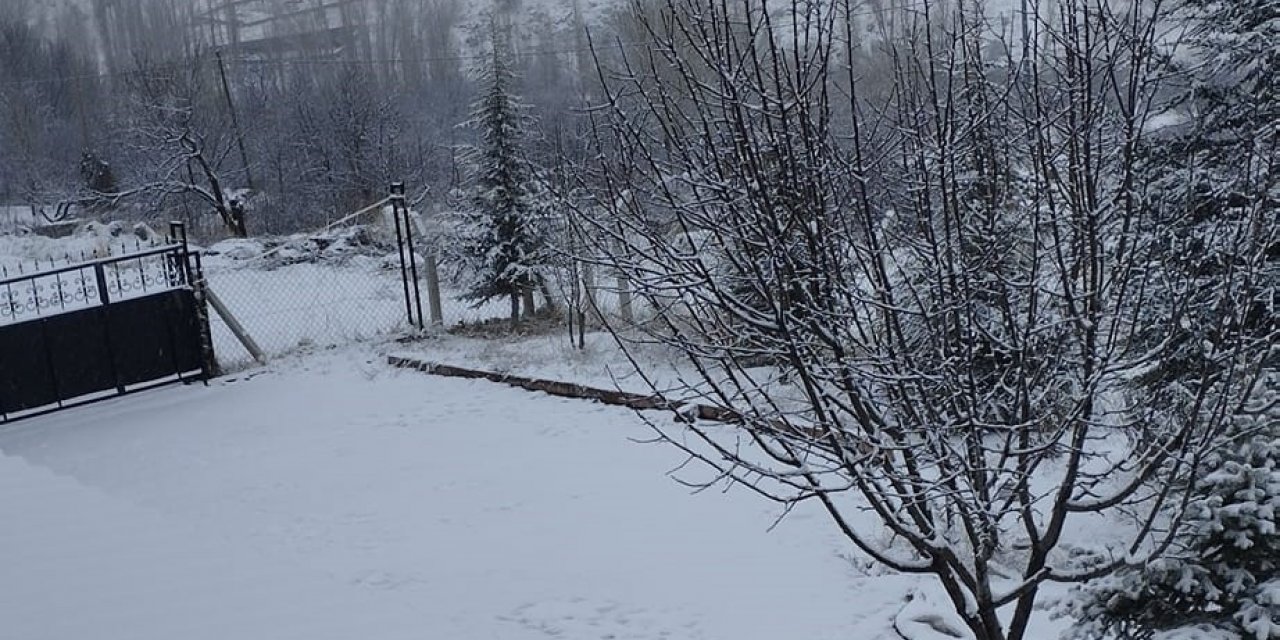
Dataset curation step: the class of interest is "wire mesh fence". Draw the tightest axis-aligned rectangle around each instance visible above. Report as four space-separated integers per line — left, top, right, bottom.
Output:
2 192 642 374
200 196 515 370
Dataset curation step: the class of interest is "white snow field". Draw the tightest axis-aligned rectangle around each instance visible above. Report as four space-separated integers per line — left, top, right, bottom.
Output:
0 347 1074 639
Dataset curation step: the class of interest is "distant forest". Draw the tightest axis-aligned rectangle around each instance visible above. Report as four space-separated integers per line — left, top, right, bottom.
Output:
0 0 638 235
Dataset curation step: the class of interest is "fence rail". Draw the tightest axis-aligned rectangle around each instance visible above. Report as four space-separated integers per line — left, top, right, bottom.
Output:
2 237 196 327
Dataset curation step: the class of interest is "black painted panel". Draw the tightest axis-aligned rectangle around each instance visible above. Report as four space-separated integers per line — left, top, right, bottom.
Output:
0 287 205 420
166 290 205 375
0 321 57 414
108 294 178 387
45 309 118 399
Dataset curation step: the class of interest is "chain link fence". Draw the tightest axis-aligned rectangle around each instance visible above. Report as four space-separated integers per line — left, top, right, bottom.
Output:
201 197 515 371
2 194 639 374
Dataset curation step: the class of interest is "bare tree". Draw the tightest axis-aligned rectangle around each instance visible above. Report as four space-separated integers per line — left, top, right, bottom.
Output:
572 1 1275 639
110 54 250 237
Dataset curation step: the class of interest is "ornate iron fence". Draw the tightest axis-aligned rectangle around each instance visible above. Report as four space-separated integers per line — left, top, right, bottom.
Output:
0 223 212 423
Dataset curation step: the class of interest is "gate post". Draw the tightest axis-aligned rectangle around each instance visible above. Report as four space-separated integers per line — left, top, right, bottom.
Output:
392 183 425 330
419 204 444 326
173 221 220 379
423 251 444 326
390 184 417 329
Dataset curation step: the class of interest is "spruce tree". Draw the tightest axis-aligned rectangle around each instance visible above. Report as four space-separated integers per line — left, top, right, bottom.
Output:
1128 0 1277 383
1067 378 1279 639
457 21 545 325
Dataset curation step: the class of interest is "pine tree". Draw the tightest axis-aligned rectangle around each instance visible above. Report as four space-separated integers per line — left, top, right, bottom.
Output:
1141 0 1279 369
456 20 546 325
1068 378 1279 639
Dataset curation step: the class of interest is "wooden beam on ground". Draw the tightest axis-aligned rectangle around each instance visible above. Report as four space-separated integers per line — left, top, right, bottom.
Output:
206 286 268 365
386 355 747 424
387 356 873 457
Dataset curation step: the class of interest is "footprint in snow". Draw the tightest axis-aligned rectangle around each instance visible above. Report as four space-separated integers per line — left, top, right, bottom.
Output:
500 598 706 639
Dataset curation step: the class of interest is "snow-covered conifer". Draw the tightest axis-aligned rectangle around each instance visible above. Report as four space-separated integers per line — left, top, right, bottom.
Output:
1069 379 1278 639
455 19 548 323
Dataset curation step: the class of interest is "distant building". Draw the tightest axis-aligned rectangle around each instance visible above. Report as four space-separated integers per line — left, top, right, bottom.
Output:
192 0 371 59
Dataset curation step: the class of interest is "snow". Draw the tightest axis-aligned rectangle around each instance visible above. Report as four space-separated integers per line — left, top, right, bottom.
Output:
894 587 973 639
0 205 38 232
0 346 908 639
0 225 1127 639
0 449 426 640
0 221 154 272
0 340 1096 638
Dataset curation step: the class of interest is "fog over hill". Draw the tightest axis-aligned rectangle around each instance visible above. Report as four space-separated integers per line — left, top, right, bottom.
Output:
17 0 1034 73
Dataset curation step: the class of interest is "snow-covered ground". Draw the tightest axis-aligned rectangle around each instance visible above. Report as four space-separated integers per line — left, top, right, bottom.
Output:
0 344 1082 640
1 226 1089 638
0 347 889 639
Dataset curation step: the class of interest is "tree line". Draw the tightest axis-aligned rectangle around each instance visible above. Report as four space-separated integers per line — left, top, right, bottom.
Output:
0 0 611 236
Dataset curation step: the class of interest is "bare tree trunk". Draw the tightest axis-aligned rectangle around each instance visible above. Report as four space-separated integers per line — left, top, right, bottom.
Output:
615 274 633 325
582 260 600 326
564 1 1268 637
537 279 558 315
521 287 536 319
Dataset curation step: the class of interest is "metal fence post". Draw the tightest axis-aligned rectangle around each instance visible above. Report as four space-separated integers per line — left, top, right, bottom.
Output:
390 184 417 328
173 221 220 378
392 183 425 330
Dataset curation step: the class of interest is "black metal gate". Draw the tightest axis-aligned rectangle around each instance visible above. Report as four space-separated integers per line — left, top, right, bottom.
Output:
0 222 213 423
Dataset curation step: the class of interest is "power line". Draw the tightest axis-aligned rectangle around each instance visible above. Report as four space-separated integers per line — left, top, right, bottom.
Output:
0 58 206 89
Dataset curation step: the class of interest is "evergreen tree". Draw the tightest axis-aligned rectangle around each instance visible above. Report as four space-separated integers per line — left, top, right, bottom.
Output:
79 151 116 195
1067 4 1280 636
455 21 546 324
1136 0 1278 375
1067 377 1279 639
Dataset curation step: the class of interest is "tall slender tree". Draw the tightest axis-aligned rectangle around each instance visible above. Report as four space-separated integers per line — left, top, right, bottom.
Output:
455 20 545 324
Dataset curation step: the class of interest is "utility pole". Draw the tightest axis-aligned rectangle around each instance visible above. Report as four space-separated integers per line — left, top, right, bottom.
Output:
215 49 255 191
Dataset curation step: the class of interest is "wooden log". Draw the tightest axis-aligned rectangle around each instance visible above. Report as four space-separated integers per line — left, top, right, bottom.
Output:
385 355 861 456
387 356 691 415
206 286 267 365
